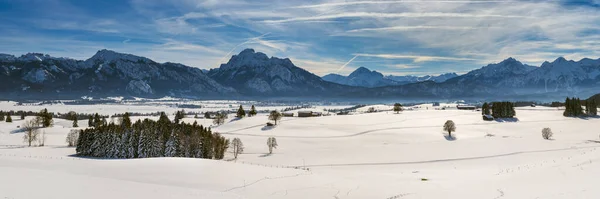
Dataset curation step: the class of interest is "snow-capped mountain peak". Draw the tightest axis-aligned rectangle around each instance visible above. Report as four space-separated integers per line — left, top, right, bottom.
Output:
87 49 151 64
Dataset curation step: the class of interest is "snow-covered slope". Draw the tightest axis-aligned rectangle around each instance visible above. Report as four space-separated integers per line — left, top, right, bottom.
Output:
1 104 600 199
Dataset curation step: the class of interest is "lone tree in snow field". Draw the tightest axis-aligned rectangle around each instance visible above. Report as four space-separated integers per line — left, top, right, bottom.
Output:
269 111 282 125
22 119 40 147
236 105 246 118
248 105 257 117
231 138 244 159
542 127 553 140
393 103 403 114
5 113 12 123
267 137 278 154
443 120 456 137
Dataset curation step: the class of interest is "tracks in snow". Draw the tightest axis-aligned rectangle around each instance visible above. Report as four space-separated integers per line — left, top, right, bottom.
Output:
293 145 599 168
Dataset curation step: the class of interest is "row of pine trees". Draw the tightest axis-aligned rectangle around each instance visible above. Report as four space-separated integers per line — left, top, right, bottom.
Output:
481 102 516 118
76 112 230 159
563 97 597 117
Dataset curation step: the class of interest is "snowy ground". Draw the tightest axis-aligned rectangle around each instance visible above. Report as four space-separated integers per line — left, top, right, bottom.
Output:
1 103 599 199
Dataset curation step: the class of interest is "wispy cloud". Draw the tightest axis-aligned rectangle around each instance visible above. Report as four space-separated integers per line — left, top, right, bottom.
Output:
218 32 271 64
354 53 476 62
347 25 491 33
262 12 529 23
292 0 513 8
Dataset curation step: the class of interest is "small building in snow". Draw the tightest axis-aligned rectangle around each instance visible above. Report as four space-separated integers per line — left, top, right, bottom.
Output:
456 105 476 110
298 111 313 117
282 112 294 117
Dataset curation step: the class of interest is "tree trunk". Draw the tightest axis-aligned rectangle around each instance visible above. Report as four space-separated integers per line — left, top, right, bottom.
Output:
448 131 452 137
269 147 272 154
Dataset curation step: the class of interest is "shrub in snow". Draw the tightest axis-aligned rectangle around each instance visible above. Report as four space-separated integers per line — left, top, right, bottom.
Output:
5 113 12 122
393 103 403 114
267 137 278 154
213 112 227 126
542 128 553 140
66 130 79 147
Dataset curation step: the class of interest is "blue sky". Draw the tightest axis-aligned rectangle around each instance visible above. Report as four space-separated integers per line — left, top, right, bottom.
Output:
0 0 599 76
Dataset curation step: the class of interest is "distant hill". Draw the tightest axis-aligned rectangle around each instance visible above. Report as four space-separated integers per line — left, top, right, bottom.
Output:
587 93 600 104
322 67 458 88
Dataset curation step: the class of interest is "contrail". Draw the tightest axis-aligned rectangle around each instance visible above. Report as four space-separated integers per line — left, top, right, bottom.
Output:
217 32 271 65
337 55 359 73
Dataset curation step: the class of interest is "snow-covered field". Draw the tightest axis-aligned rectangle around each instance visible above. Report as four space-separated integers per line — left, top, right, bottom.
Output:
1 102 599 199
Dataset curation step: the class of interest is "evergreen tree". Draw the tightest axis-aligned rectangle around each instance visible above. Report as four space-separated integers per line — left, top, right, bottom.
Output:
37 108 53 127
0 111 4 121
73 117 79 127
204 112 211 119
93 113 101 127
585 100 597 116
88 116 93 127
174 110 184 124
482 102 490 115
236 105 246 118
122 112 132 128
563 97 572 116
20 111 25 120
164 131 180 157
248 105 257 117
5 113 12 123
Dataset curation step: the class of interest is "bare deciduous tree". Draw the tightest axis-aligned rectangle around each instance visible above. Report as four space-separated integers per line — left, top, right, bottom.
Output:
542 127 553 140
22 119 40 147
267 137 278 154
66 130 80 147
231 138 244 159
443 120 456 137
38 130 46 146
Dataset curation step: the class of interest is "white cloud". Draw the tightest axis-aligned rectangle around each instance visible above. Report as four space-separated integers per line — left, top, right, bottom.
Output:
292 0 513 8
262 12 529 23
347 25 490 33
354 53 476 62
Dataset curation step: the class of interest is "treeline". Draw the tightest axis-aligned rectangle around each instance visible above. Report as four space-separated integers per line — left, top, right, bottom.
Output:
481 102 516 118
76 112 229 159
281 105 312 112
325 104 367 113
563 97 597 117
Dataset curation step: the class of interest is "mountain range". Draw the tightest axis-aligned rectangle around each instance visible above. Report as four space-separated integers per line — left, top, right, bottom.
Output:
1 49 599 101
322 67 458 88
